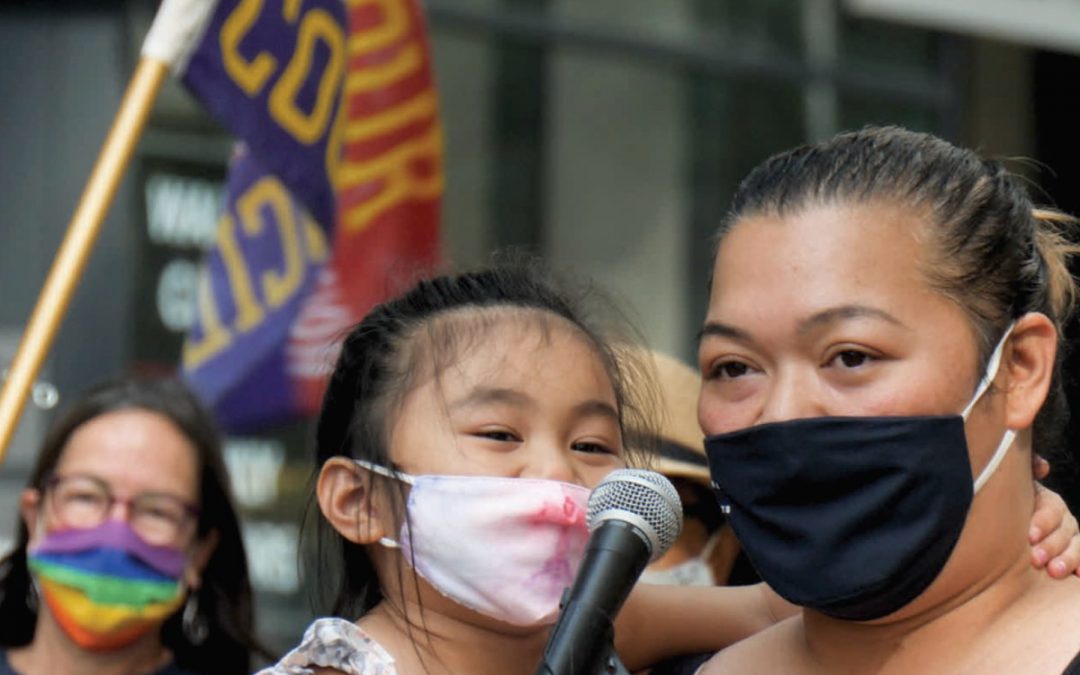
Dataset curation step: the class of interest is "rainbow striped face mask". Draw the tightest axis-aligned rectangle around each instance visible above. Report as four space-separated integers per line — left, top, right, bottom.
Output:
27 520 186 650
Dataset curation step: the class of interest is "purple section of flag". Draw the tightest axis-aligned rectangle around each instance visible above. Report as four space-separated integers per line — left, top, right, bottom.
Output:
31 520 186 578
187 322 299 432
181 0 346 233
183 146 325 432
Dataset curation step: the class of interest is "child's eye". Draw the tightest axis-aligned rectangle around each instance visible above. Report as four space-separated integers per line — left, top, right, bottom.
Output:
571 441 615 455
475 430 520 443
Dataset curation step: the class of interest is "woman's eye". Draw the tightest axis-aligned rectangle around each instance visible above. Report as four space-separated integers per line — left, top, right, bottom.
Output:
709 360 751 380
831 350 873 369
62 490 106 507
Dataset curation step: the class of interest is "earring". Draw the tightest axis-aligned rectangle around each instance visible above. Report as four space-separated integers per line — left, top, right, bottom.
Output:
26 579 39 612
182 593 209 645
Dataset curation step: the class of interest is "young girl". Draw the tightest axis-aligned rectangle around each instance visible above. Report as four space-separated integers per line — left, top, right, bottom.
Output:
261 258 1080 675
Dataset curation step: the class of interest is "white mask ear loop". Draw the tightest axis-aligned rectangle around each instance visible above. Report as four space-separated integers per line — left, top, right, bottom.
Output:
351 458 414 549
960 323 1018 494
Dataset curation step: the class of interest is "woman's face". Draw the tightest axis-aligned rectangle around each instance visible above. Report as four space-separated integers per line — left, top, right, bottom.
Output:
28 409 202 550
389 311 626 489
697 200 1007 460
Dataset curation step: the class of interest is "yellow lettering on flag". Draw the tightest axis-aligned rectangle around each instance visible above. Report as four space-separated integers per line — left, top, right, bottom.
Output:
347 0 408 55
335 0 443 233
269 9 346 144
221 0 276 96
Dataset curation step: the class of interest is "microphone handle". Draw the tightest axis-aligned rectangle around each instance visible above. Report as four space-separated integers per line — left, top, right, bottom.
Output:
604 647 633 675
536 521 651 675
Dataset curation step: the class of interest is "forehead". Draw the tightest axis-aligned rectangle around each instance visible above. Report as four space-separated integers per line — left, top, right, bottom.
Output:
709 200 946 324
55 409 200 500
426 308 615 394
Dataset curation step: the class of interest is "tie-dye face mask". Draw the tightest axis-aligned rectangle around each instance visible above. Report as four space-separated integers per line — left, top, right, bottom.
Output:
27 520 186 650
355 460 591 626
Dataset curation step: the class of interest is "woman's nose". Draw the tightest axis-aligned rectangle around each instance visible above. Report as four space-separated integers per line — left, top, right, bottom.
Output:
107 498 133 522
759 369 824 425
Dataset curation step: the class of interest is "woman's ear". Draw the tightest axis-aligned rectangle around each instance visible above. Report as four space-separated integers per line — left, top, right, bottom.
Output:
21 488 41 546
184 530 220 589
317 457 390 545
1003 312 1057 431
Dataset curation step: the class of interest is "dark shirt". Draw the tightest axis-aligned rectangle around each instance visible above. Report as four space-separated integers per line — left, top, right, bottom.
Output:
648 652 712 675
0 649 198 675
652 649 1080 675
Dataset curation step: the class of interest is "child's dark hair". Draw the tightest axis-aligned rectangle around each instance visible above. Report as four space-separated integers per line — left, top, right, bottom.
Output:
306 255 657 619
717 125 1080 461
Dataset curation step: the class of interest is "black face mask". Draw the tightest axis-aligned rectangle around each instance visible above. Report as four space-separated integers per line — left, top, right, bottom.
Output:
703 328 1016 621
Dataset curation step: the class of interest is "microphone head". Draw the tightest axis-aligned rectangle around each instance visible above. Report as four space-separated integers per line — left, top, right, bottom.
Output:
586 468 683 562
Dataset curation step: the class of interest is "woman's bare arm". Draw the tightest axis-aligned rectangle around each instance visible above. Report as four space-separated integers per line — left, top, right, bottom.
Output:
615 582 796 671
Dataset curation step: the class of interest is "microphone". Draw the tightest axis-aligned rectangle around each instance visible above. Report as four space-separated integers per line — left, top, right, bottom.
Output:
536 468 683 675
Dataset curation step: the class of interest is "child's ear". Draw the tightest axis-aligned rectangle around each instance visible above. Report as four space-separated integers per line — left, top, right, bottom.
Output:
317 458 391 545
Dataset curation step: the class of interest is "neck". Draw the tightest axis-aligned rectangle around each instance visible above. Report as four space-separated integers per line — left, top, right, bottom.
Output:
8 609 170 675
364 598 551 675
798 549 1042 672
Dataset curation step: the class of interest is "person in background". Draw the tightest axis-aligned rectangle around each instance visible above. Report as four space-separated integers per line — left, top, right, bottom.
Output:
638 350 749 588
0 377 268 675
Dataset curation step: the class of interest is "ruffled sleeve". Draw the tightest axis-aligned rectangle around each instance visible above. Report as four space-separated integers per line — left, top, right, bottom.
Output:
256 617 397 675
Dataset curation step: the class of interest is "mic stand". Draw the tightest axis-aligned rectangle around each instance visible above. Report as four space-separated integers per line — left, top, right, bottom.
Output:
603 644 631 675
536 630 629 675
535 523 651 674
535 602 613 674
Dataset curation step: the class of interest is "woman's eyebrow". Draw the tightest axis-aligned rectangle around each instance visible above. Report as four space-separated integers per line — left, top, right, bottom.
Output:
796 305 906 336
697 321 752 345
698 305 906 344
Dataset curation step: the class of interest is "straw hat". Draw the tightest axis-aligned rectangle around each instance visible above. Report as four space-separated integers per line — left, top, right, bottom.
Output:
632 349 710 485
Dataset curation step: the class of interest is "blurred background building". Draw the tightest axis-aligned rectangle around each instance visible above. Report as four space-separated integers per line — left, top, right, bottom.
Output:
2 0 1080 654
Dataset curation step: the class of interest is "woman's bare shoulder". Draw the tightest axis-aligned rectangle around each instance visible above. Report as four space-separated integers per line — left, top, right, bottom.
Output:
970 577 1080 673
696 615 805 675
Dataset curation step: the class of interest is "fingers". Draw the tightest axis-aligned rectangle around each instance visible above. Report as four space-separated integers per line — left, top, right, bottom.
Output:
1033 454 1051 481
1030 483 1080 578
1029 482 1066 547
1032 526 1080 578
1054 535 1080 579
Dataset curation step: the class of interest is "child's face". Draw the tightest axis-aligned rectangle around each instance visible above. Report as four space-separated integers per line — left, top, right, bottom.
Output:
389 311 625 489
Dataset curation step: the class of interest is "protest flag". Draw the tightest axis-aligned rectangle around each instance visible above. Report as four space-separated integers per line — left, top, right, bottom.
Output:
177 0 444 431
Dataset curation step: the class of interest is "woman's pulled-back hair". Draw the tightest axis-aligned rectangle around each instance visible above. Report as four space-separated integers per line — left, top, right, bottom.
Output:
718 125 1080 457
307 254 656 619
0 376 268 674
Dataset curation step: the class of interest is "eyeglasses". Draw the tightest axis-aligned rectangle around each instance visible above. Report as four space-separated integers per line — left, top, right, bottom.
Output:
44 474 200 547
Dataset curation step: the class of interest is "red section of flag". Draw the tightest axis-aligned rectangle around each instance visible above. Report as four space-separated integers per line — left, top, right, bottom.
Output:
287 0 443 414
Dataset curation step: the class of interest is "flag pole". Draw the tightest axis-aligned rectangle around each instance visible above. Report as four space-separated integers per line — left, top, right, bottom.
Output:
0 57 169 466
0 0 217 467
